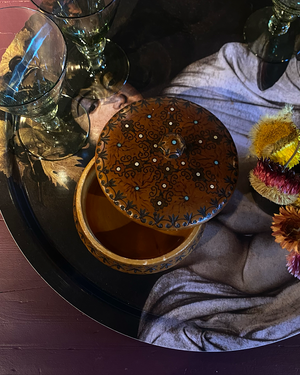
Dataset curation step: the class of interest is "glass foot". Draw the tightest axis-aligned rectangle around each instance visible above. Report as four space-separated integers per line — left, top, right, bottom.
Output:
17 94 90 161
65 39 129 101
244 6 297 62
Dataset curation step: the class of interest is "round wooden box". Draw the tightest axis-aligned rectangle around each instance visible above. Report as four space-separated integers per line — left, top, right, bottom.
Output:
74 97 238 274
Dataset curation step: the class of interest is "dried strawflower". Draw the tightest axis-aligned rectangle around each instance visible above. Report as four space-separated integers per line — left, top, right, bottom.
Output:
286 251 300 279
293 195 300 209
271 138 300 169
249 106 300 169
271 205 300 253
249 158 300 205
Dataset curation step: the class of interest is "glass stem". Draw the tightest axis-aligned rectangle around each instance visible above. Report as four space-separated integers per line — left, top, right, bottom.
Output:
87 53 106 76
76 37 107 74
32 104 60 132
268 1 298 35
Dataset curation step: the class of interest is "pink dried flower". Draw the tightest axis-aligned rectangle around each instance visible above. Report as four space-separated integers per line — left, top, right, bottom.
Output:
249 158 300 205
286 250 300 279
252 158 300 195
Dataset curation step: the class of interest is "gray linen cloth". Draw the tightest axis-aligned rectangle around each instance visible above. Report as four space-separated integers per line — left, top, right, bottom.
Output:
137 42 300 352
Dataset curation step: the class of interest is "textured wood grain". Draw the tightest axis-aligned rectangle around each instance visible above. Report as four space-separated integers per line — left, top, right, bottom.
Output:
0 212 142 375
2 212 300 374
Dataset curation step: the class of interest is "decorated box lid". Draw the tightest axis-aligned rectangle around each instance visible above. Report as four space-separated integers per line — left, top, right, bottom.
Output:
95 97 238 231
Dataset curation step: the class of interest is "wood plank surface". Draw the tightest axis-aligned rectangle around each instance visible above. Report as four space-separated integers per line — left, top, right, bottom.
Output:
2 206 300 375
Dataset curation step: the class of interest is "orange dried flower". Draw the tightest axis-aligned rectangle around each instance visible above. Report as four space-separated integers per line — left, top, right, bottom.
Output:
271 205 300 253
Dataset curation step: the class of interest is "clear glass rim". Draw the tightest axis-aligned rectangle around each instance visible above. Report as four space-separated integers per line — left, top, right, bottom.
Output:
0 6 67 110
30 0 118 20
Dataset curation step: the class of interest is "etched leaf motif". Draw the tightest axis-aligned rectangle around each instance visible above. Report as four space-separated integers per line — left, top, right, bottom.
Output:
218 187 227 198
198 206 207 218
224 176 235 185
227 162 237 171
140 99 149 108
40 155 84 190
208 114 216 122
210 198 220 208
97 149 108 160
153 212 164 224
129 104 139 113
108 120 118 130
105 178 117 188
140 208 150 219
116 112 127 121
113 190 126 201
100 134 110 145
183 212 193 225
168 214 179 227
154 97 164 106
125 200 137 211
227 148 237 158
168 97 178 105
196 107 204 114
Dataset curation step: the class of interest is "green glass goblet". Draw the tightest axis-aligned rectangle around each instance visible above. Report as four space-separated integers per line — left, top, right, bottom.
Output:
31 0 129 100
0 6 90 160
244 0 300 63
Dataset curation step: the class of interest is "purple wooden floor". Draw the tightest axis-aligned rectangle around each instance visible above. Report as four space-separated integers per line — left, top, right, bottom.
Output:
2 209 300 374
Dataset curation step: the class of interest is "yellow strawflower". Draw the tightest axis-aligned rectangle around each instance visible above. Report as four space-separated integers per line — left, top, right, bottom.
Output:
249 106 300 169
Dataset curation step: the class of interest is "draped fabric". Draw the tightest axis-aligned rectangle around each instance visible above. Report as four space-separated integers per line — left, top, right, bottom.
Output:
163 42 300 158
137 43 300 352
138 269 300 352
